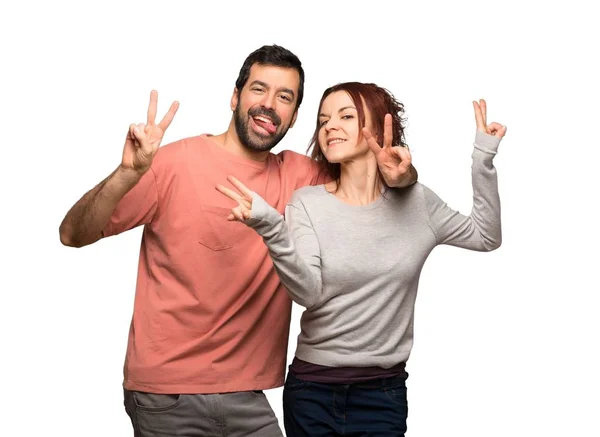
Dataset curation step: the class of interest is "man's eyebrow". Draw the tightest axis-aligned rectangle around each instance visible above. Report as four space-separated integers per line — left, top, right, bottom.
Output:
249 80 268 88
249 80 295 99
279 87 295 99
319 106 357 117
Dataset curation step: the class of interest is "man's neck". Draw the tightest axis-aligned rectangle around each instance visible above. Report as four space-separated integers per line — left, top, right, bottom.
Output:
210 121 271 162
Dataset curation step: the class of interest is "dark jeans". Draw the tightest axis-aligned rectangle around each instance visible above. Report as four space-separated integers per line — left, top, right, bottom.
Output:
283 372 408 437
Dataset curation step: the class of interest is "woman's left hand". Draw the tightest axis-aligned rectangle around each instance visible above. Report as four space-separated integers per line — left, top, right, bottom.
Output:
215 176 254 222
363 114 415 188
473 99 507 138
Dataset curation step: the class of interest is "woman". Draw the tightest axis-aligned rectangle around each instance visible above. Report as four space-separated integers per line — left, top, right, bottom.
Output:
216 82 506 436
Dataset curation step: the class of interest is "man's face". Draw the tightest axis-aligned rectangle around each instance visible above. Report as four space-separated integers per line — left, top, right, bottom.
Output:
231 64 300 152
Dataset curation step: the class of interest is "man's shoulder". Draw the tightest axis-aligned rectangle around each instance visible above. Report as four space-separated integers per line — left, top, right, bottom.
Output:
274 149 315 168
271 149 323 189
155 134 208 158
150 135 218 174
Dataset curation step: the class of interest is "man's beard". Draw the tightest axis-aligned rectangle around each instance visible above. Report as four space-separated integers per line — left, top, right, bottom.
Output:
234 103 289 152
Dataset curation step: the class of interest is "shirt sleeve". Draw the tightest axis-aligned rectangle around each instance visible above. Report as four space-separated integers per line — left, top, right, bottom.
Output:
424 131 502 251
246 192 322 308
102 167 159 238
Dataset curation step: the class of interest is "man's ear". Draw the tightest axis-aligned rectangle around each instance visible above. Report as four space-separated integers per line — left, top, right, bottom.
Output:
230 87 239 111
290 110 298 128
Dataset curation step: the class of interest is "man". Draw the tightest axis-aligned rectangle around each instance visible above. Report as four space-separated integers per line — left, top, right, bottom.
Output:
59 45 416 436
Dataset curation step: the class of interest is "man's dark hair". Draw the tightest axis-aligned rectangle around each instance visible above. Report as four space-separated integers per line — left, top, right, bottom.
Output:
235 45 305 109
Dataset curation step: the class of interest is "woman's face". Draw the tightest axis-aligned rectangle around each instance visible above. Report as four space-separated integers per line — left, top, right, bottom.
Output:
317 91 374 164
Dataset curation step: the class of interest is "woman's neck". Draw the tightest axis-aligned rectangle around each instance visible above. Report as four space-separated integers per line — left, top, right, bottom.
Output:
327 156 383 205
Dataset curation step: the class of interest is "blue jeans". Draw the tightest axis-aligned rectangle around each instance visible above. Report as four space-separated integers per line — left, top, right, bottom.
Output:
282 372 408 437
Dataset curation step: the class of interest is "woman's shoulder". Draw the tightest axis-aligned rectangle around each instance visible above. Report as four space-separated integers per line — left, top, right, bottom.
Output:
289 184 328 205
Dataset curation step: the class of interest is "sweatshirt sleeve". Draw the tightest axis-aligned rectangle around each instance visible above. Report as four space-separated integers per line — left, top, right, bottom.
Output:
245 193 322 308
425 131 502 251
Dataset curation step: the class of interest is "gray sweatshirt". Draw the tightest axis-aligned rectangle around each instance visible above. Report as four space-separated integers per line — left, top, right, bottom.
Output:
246 131 502 368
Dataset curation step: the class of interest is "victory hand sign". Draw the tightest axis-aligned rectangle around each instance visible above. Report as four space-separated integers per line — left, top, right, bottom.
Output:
121 90 179 174
363 114 414 188
473 99 507 138
216 176 254 222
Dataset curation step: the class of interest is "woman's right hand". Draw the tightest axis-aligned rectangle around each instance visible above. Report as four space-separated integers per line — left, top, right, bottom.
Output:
215 175 254 222
121 90 179 174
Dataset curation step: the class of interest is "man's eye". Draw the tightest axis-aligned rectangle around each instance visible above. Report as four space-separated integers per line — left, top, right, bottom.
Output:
280 95 292 102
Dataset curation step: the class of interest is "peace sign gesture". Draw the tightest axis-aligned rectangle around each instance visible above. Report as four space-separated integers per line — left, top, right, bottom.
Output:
121 90 179 174
216 176 254 222
363 114 414 188
473 99 507 138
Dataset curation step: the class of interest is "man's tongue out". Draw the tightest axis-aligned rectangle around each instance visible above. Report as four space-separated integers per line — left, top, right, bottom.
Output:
253 116 277 134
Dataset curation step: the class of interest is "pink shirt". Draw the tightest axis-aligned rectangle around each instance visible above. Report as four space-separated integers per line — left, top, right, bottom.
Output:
103 134 322 394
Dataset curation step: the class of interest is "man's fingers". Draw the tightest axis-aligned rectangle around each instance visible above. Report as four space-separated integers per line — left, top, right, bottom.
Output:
363 127 382 156
132 123 147 143
128 124 137 141
227 175 253 199
158 101 180 132
383 114 393 149
390 147 412 172
392 146 412 165
147 90 158 126
362 126 374 141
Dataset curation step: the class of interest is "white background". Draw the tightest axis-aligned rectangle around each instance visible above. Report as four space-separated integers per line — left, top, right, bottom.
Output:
2 0 599 436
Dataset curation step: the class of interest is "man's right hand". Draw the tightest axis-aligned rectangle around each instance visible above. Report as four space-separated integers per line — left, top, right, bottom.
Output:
122 90 179 174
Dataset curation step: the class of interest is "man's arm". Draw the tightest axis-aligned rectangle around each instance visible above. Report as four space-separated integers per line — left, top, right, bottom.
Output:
59 167 144 247
59 89 179 248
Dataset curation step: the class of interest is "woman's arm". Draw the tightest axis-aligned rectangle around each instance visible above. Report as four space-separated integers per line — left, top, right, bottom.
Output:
216 177 322 308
